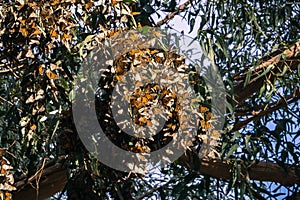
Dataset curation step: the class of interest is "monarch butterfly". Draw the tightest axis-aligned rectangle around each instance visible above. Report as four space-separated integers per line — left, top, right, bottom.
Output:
20 27 28 37
50 30 58 39
50 0 59 6
85 2 93 9
46 70 57 79
129 143 150 153
201 120 211 130
0 191 13 200
38 65 44 75
205 112 212 121
0 153 16 193
199 105 209 113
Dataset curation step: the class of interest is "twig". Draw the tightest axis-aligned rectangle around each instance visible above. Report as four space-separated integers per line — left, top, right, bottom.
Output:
234 39 300 103
155 0 193 27
28 158 48 183
232 87 300 132
235 87 300 117
0 64 24 75
0 96 23 113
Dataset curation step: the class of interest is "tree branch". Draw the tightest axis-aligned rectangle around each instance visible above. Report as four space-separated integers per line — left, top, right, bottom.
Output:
0 65 24 74
13 154 300 200
155 0 193 27
13 162 67 200
232 87 300 132
234 39 300 104
179 151 300 186
234 90 293 116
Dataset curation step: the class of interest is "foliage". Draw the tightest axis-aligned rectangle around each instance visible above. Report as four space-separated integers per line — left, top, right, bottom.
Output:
0 0 299 199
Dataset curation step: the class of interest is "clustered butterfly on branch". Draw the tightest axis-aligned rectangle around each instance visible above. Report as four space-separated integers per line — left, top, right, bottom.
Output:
0 148 16 200
94 47 220 157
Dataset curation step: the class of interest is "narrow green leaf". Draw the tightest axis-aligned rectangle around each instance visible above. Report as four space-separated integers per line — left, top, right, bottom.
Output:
69 90 75 102
255 64 274 80
281 53 286 60
227 144 239 157
189 18 195 33
245 135 251 153
225 100 234 115
199 15 207 30
258 83 265 98
277 65 287 76
232 132 241 141
244 70 252 87
240 179 245 200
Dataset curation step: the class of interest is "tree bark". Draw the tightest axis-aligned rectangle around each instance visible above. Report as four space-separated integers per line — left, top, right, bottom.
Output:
178 151 300 186
233 39 300 104
14 162 67 200
13 156 300 200
155 0 193 27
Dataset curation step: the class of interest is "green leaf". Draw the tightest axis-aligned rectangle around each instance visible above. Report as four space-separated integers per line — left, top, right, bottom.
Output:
277 65 288 76
255 64 274 80
245 135 251 153
227 144 239 157
69 90 75 102
258 83 265 98
232 132 242 141
225 100 234 115
199 15 207 30
215 34 230 58
240 178 245 200
244 70 252 87
189 18 195 33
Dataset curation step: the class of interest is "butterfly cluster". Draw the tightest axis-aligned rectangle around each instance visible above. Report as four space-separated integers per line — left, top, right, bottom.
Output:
95 47 220 156
0 150 15 200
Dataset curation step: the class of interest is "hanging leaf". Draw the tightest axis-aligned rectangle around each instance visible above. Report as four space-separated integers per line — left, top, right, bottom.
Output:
189 18 195 33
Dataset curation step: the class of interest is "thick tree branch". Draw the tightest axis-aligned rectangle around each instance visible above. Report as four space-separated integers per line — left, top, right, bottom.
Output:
14 162 67 200
234 39 300 104
229 40 300 132
179 152 300 186
232 87 300 132
155 0 193 27
234 86 299 116
13 154 300 200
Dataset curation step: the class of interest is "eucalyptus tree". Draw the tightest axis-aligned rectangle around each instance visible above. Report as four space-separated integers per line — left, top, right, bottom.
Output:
0 0 299 199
